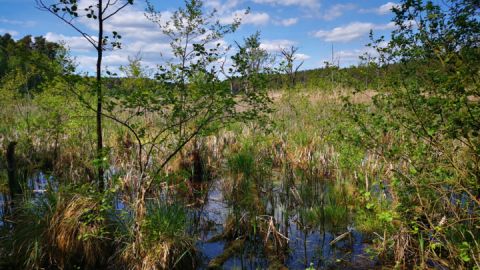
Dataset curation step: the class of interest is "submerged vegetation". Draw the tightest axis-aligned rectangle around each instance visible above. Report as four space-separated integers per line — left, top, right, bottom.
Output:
0 0 479 269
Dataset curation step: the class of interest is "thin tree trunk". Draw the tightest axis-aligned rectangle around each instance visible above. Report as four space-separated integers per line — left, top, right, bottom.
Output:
6 141 21 199
97 0 105 191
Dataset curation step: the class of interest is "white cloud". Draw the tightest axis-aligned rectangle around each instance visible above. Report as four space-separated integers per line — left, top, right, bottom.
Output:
294 53 310 61
360 2 400 15
74 54 130 72
43 1 182 73
205 0 242 14
324 41 389 66
260 39 297 52
377 2 400 14
220 9 270 25
274 18 298 27
313 22 395 42
321 4 356 21
77 2 173 42
0 28 19 37
252 0 320 9
44 1 246 74
45 32 95 52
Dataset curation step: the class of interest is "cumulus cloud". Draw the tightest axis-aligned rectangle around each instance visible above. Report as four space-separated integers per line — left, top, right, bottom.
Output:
360 2 400 15
294 53 310 61
274 18 298 27
0 28 19 37
252 0 320 9
260 39 297 52
204 0 242 14
45 32 95 52
74 53 139 72
220 9 270 25
323 41 389 66
321 3 356 21
313 22 396 42
44 0 238 73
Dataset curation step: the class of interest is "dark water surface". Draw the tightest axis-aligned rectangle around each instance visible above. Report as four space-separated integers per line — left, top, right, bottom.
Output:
191 178 376 270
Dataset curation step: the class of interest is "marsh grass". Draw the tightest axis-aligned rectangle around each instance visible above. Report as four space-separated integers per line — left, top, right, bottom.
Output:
3 77 476 269
2 185 114 269
204 87 392 268
116 200 195 270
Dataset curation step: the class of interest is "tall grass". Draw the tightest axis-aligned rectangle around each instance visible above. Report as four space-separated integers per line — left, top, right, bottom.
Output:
115 199 195 270
2 184 114 269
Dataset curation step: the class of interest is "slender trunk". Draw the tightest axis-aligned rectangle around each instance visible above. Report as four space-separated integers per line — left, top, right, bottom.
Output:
7 141 21 199
97 0 105 191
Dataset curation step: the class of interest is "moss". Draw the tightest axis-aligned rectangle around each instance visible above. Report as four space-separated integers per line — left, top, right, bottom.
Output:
207 238 245 269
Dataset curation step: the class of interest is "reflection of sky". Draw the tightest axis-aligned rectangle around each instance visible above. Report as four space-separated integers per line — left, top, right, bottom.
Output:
194 178 375 269
0 171 54 226
0 193 5 227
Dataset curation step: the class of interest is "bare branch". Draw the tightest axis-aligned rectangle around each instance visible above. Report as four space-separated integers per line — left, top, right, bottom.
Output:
104 1 131 21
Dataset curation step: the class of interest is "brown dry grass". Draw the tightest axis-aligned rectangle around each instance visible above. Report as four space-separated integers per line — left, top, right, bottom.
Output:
268 88 377 107
48 194 110 268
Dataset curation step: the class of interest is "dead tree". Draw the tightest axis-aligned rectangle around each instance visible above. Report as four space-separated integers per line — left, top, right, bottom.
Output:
280 46 304 89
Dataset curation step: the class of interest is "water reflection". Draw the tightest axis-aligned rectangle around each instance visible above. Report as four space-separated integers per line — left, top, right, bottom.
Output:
192 176 376 270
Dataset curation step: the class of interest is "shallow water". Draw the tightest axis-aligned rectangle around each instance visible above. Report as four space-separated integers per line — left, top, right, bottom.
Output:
0 193 5 227
191 179 376 269
0 171 376 269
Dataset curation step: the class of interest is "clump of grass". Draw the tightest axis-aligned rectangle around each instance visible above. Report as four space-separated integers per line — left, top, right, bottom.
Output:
4 191 56 268
143 202 188 241
227 146 255 178
48 193 111 268
354 210 384 234
4 185 113 269
117 200 195 270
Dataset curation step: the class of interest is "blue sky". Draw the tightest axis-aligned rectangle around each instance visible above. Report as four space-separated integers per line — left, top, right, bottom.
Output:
0 0 400 73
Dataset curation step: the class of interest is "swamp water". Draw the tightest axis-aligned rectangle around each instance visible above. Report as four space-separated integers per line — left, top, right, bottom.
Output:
0 170 377 269
191 176 376 270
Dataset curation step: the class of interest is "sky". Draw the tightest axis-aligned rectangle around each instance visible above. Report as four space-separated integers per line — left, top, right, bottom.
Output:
0 0 400 74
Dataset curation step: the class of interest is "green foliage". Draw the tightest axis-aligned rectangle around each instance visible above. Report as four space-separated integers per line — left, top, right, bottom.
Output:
0 34 66 95
98 0 273 186
346 0 480 267
142 202 188 243
230 31 276 93
227 146 255 177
